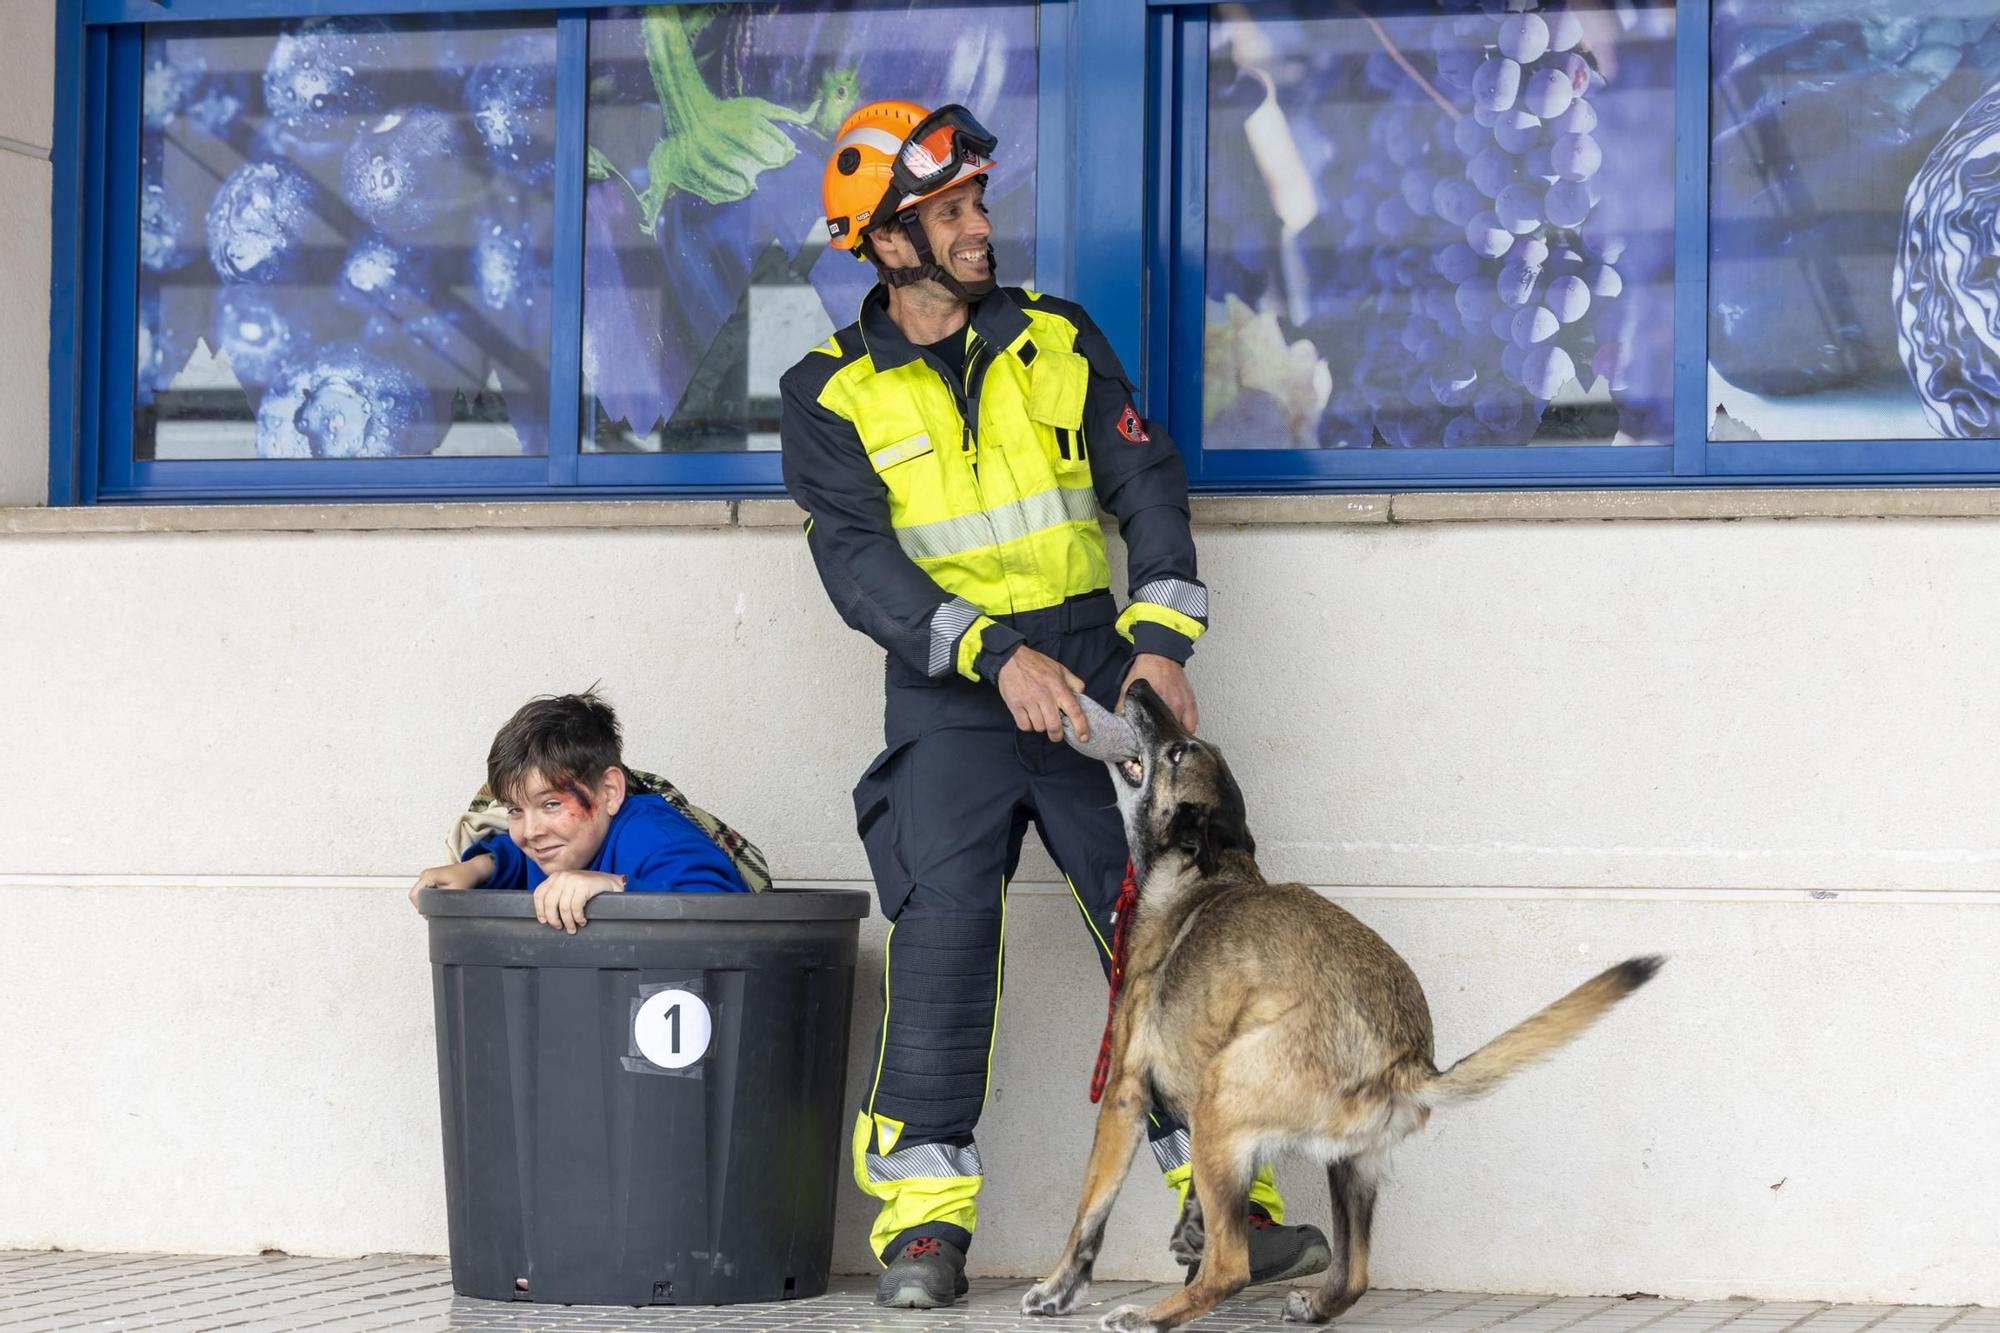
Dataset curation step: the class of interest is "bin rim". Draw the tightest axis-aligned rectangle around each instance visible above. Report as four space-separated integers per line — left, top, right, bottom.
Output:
415 885 871 922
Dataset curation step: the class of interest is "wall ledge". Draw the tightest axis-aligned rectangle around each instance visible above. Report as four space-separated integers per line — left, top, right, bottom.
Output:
1 875 1992 905
6 487 2000 536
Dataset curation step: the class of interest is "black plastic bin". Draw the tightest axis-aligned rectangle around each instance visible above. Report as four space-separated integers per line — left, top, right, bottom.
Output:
417 887 871 1307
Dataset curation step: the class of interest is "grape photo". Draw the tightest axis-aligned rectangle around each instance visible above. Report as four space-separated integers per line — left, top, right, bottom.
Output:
1203 0 1675 450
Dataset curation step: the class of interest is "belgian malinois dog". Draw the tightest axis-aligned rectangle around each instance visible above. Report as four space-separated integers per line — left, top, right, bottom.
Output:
1022 681 1661 1331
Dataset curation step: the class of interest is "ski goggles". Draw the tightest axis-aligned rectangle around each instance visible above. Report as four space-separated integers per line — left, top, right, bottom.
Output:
890 104 998 208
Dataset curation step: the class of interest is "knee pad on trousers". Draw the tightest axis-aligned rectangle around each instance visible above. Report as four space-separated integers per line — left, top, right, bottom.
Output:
866 911 1004 1141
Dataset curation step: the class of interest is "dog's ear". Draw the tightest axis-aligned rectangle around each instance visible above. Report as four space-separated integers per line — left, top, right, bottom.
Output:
1210 763 1255 863
1167 801 1247 877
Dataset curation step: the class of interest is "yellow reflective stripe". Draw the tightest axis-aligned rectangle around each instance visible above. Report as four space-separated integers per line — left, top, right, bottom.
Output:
862 924 894 1120
1065 875 1114 962
956 614 998 681
854 921 902 1259
982 879 1008 1104
1117 600 1207 646
893 483 1099 562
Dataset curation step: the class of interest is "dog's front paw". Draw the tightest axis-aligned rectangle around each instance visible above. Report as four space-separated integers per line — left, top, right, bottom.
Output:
1021 1274 1085 1317
1283 1289 1329 1324
1100 1304 1165 1333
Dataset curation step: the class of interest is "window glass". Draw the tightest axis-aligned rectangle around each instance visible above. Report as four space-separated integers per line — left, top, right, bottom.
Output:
1710 5 2000 442
580 2 1039 454
136 15 556 461
1203 2 1676 449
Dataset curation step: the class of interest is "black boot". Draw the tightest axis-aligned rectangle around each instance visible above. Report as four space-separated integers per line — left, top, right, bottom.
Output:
875 1236 970 1309
1246 1209 1332 1286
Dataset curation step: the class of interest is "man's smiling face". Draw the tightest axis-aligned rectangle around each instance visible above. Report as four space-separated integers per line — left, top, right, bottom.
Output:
873 179 995 295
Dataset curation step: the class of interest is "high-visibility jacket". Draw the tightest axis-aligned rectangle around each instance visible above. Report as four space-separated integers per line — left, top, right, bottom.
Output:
779 284 1207 683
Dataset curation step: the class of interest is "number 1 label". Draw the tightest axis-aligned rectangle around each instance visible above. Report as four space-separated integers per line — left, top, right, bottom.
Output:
633 988 712 1070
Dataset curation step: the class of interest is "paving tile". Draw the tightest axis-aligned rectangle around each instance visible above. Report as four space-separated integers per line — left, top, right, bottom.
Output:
0 1255 1990 1333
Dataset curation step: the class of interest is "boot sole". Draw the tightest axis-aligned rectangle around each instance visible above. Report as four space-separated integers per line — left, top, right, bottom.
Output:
875 1283 964 1309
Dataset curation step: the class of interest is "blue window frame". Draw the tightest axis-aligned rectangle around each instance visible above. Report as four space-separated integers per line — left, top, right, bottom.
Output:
53 0 2000 503
51 0 1071 503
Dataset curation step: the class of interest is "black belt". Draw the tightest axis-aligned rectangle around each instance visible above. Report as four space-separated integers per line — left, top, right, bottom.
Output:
992 591 1117 636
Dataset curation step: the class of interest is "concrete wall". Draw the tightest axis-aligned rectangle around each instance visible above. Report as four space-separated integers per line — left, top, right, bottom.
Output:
1 517 1995 1307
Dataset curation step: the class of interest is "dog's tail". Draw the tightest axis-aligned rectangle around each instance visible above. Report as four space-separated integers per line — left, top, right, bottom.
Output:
1421 955 1663 1107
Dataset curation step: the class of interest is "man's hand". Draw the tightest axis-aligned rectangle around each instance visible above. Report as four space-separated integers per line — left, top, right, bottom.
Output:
997 646 1089 742
408 855 494 908
534 870 625 934
1119 654 1199 733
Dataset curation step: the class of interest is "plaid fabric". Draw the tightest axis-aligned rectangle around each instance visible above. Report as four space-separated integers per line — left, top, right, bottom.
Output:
444 767 772 893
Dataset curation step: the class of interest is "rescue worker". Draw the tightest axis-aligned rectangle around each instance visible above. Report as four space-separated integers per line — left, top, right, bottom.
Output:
778 100 1330 1310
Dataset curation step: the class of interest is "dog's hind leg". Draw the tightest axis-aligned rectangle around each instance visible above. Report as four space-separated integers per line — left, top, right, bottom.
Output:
1283 1153 1382 1324
1021 1069 1149 1318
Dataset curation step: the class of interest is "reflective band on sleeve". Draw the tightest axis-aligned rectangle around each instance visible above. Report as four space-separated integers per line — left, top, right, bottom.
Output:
928 597 982 677
1132 579 1209 622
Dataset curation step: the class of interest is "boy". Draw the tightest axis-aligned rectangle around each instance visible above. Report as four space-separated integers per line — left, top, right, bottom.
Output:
410 691 751 931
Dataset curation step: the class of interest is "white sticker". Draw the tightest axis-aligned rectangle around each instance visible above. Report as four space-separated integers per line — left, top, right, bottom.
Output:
632 989 712 1070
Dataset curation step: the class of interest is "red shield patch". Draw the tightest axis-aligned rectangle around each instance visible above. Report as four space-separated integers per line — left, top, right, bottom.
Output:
1117 403 1150 443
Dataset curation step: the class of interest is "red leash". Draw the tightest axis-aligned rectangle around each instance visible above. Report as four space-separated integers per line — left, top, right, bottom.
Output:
1089 860 1140 1103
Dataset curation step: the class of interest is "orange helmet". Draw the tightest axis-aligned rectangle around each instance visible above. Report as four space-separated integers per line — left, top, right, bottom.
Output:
822 100 998 252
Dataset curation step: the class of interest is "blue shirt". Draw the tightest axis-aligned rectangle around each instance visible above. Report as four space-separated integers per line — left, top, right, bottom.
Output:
464 792 750 894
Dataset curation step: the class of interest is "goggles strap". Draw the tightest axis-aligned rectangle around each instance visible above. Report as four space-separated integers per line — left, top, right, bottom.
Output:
896 207 995 303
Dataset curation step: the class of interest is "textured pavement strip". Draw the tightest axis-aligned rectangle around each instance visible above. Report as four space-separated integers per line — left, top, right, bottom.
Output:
0 1257 1988 1333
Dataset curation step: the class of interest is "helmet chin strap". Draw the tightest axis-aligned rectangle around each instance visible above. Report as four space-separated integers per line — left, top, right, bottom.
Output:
877 208 997 303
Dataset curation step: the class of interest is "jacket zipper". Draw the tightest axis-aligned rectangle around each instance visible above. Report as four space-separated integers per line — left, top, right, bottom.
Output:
944 330 1018 615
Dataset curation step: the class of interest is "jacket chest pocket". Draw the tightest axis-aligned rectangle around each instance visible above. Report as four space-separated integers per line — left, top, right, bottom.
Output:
1025 347 1091 475
854 405 952 527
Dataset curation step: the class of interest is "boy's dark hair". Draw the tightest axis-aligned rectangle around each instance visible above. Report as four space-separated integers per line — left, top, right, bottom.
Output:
487 689 628 810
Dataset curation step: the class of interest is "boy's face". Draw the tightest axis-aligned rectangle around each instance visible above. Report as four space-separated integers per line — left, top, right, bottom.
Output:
503 767 624 874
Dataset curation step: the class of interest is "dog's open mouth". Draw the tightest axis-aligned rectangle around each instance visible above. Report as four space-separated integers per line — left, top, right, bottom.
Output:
1116 758 1143 788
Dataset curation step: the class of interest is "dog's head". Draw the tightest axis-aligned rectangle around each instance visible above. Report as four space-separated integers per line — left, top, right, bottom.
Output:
1111 679 1255 880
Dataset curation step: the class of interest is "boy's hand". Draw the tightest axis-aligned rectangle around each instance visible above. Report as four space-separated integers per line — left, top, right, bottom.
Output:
409 855 494 908
534 870 625 934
